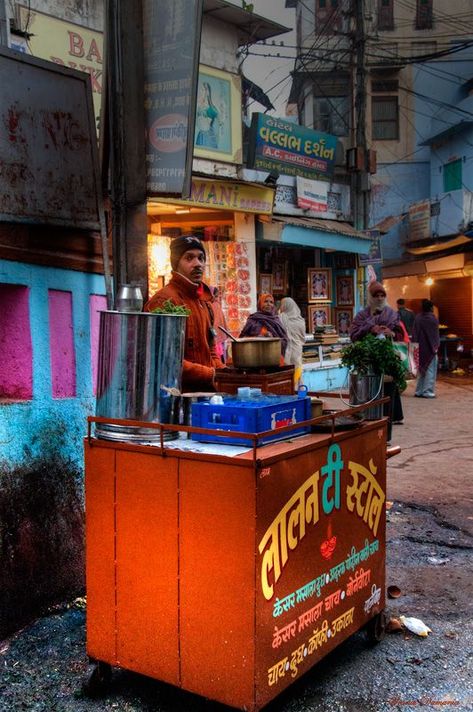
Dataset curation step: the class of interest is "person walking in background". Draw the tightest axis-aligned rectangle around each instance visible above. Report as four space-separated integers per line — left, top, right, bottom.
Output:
397 298 415 338
240 293 288 357
412 299 440 398
279 297 307 388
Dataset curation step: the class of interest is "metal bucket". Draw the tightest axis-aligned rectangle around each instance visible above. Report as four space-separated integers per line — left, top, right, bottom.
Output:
95 311 186 442
348 372 384 420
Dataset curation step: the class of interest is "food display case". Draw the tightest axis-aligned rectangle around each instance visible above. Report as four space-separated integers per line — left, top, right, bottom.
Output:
84 399 392 711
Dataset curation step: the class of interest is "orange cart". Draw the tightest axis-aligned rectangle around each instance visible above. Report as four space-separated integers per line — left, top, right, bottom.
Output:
84 407 391 710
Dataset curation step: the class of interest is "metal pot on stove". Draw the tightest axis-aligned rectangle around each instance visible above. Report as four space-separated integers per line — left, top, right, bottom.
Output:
219 326 281 369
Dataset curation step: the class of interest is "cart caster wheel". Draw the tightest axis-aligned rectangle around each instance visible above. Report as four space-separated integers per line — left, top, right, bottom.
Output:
82 661 112 698
365 610 387 645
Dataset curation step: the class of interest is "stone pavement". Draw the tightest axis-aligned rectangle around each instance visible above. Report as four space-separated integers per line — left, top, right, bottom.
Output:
387 375 473 537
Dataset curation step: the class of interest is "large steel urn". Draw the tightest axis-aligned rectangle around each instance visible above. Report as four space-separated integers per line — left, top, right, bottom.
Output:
95 311 186 442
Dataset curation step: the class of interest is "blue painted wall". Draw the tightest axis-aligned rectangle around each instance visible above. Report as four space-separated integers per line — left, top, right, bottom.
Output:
0 260 106 470
371 161 430 261
370 52 473 262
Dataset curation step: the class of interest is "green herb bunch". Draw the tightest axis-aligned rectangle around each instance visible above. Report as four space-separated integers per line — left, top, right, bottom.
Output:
340 335 406 391
151 299 190 316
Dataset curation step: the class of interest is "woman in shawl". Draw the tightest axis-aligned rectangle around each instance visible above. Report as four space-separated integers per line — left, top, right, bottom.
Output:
412 299 440 398
239 293 288 356
279 297 306 388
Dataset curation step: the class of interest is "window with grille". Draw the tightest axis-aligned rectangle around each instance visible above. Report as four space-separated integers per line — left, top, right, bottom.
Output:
315 0 341 34
377 0 394 30
416 0 433 30
443 159 462 192
372 96 399 140
313 95 350 136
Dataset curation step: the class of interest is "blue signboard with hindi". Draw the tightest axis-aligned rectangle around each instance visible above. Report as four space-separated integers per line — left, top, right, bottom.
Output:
248 113 338 179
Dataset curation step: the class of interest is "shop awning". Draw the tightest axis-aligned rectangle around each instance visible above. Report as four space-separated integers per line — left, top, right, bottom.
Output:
257 215 372 255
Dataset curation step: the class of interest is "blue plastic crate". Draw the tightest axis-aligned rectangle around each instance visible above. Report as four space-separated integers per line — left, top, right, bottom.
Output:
191 394 311 447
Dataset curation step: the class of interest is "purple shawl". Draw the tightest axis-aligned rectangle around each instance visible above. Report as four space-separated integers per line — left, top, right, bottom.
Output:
349 306 399 342
412 312 440 374
240 311 288 355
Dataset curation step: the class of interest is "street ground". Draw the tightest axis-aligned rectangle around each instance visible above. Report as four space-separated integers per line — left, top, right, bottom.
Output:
1 375 472 712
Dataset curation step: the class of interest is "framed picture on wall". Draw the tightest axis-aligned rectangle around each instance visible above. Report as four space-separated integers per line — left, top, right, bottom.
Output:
336 275 354 306
308 304 332 332
193 65 242 163
334 308 353 336
272 262 286 293
259 273 273 294
308 268 331 302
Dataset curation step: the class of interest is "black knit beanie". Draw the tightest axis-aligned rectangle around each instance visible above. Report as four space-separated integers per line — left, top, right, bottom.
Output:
170 235 206 271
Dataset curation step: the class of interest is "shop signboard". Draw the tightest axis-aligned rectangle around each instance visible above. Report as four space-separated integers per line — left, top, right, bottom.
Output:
17 5 103 133
0 47 100 229
248 114 337 180
159 177 274 215
255 431 386 708
408 200 431 242
143 0 203 196
296 176 328 212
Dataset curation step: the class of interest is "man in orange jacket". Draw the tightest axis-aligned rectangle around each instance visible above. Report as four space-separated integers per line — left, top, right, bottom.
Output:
145 235 223 391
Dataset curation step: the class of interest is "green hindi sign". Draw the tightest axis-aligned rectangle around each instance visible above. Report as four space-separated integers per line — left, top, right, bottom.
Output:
248 113 338 179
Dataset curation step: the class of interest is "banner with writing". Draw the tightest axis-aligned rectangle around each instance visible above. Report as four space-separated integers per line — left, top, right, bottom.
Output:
254 428 386 708
143 0 203 196
248 113 338 179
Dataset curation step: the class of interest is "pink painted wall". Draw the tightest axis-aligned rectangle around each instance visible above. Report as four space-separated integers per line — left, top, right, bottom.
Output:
89 294 107 395
0 284 33 400
48 290 76 398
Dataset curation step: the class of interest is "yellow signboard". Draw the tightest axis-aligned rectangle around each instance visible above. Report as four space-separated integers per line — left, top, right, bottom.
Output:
159 177 274 215
18 5 103 131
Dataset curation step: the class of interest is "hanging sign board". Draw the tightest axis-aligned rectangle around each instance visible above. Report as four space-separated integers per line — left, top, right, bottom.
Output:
248 113 338 179
296 176 328 212
159 177 274 215
143 0 203 197
408 200 431 242
0 47 101 229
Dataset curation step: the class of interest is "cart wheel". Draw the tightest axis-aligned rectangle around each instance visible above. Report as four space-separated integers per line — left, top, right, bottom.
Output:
365 610 387 645
82 661 112 698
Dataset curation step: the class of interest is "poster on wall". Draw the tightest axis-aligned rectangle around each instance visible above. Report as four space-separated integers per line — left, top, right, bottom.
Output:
193 66 242 164
206 241 251 335
335 275 354 307
334 308 353 336
308 268 332 302
308 304 332 331
359 231 383 266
